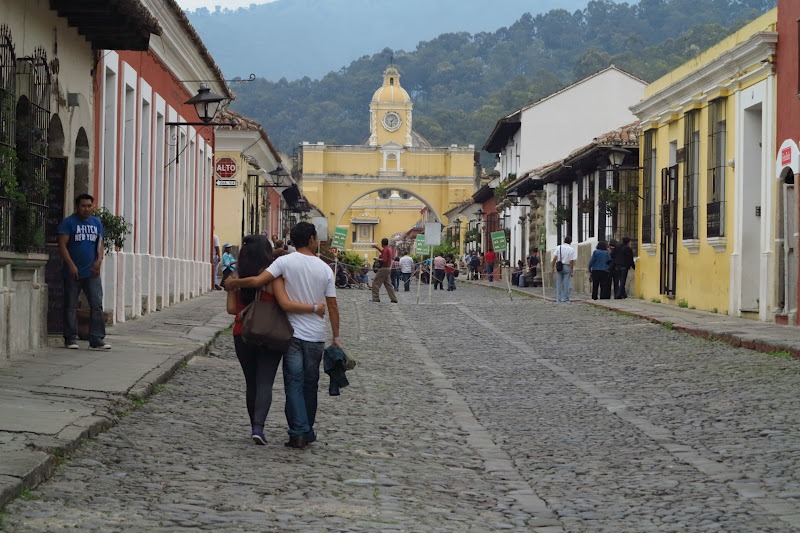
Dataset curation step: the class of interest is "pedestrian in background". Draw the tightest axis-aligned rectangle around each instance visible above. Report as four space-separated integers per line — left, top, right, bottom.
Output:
588 240 613 300
527 249 540 280
552 236 577 303
608 239 619 298
614 236 635 299
225 234 326 446
212 232 222 290
445 254 457 291
221 243 237 283
399 251 414 291
432 252 446 290
57 194 110 350
484 248 496 282
391 255 401 291
371 238 398 303
469 251 480 280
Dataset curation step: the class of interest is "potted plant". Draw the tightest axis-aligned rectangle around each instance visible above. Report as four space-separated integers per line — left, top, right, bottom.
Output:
553 204 572 226
598 188 639 215
577 197 594 213
94 207 131 254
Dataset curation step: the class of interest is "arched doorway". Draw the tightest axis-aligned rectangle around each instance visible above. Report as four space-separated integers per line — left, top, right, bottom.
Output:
45 114 66 333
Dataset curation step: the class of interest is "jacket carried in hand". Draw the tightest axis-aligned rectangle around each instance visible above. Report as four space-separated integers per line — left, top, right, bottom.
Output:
323 345 357 396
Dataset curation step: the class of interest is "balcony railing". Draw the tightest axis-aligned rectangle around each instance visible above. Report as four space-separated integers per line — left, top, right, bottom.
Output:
707 201 725 238
682 206 697 240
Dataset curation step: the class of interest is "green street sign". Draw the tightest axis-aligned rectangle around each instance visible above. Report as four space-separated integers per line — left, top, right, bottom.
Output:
415 234 430 255
332 227 348 249
491 230 508 252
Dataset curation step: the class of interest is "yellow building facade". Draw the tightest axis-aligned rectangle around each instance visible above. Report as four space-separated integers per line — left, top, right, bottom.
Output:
631 10 777 318
300 66 477 259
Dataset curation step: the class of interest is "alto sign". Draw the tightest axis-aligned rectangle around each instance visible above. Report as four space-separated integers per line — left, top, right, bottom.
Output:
215 157 238 178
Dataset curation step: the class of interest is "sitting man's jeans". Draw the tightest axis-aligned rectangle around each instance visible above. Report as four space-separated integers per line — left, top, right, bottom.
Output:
283 338 325 437
401 272 412 291
63 274 105 345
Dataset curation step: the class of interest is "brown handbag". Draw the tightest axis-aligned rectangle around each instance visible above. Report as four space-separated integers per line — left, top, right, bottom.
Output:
239 290 294 352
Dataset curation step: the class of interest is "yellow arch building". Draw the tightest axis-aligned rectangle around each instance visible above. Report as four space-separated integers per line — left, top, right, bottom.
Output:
299 66 477 259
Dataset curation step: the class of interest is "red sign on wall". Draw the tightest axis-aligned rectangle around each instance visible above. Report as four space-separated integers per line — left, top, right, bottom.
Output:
781 146 792 167
215 157 238 178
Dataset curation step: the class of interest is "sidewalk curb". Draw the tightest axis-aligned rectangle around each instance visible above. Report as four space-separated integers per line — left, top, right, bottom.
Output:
0 314 232 511
586 302 800 360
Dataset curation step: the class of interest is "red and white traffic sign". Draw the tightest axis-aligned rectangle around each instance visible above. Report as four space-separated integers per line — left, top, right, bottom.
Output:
215 157 238 178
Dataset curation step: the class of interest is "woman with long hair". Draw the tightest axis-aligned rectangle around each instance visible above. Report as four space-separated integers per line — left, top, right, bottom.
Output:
226 234 325 445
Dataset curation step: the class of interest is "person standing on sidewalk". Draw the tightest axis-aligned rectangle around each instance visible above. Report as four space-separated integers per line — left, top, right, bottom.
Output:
57 194 110 350
226 234 326 446
614 236 635 299
588 241 613 300
225 222 341 449
371 238 398 303
552 236 577 303
432 253 446 290
212 232 222 290
484 248 496 282
399 251 414 291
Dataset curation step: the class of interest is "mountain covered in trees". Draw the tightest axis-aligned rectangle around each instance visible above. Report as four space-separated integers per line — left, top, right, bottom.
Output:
187 0 591 80
226 0 776 164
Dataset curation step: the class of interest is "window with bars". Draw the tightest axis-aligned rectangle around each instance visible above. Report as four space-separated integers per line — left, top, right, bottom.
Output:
682 110 699 239
641 130 656 244
0 24 16 251
577 173 594 242
556 182 572 243
707 97 726 238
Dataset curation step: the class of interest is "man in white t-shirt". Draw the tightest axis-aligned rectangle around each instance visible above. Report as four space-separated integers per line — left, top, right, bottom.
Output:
552 236 578 302
399 252 414 291
225 222 341 448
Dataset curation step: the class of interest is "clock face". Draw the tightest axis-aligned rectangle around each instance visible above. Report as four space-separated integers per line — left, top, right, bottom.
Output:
382 112 402 132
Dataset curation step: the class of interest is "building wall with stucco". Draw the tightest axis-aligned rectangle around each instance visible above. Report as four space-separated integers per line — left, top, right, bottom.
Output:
631 9 777 319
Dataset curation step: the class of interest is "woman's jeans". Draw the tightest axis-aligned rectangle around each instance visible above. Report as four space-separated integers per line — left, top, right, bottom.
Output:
234 336 282 431
446 272 456 290
63 275 105 345
283 338 324 437
555 264 573 302
391 270 400 290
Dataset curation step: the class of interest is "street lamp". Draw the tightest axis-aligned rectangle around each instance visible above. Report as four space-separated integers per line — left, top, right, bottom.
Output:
607 146 631 168
265 164 291 189
167 83 233 127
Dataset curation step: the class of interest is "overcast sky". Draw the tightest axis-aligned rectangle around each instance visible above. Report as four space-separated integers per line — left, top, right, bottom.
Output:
176 0 275 10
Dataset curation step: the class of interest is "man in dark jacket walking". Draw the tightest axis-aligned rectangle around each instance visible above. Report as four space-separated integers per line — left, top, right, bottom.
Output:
614 236 635 299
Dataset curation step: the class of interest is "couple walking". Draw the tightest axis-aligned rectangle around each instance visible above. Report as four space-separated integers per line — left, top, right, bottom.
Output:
224 222 341 449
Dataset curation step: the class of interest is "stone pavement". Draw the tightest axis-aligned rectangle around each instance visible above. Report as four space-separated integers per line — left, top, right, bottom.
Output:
467 277 800 359
4 282 800 531
0 292 231 510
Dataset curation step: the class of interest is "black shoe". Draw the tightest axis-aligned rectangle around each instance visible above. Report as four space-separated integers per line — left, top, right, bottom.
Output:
284 435 306 449
304 431 317 444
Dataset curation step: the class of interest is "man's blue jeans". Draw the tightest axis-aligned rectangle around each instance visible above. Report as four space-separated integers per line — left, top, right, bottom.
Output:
63 275 105 345
401 272 411 291
486 262 494 281
555 265 573 302
283 338 324 437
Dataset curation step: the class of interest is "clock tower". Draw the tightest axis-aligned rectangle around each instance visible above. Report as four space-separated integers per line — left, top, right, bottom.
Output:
369 66 413 147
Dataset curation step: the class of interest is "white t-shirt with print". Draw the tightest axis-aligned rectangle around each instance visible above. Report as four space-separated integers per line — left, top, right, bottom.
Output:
554 244 577 264
267 252 336 342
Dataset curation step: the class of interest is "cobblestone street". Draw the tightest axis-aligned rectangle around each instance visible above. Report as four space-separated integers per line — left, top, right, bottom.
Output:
5 283 800 532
